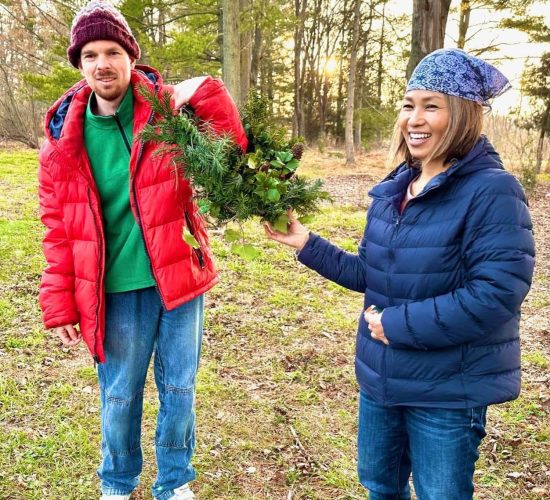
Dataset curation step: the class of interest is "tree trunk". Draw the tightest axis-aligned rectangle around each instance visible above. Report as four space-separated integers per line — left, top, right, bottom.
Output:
377 0 387 104
240 0 252 102
457 0 471 49
353 88 362 152
250 12 263 88
345 0 361 164
536 103 550 173
406 0 452 78
222 0 241 105
536 128 546 174
293 0 307 138
354 47 366 152
335 54 345 145
260 41 275 114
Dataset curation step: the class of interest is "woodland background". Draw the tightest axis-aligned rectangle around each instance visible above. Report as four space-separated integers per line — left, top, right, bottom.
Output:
0 0 550 173
0 0 549 499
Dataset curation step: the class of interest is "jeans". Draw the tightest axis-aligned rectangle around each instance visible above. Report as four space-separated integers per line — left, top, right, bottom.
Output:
97 287 204 500
357 391 487 500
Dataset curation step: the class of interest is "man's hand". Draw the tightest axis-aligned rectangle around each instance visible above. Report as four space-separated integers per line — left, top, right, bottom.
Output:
264 210 310 250
54 324 82 347
171 76 208 109
364 306 389 345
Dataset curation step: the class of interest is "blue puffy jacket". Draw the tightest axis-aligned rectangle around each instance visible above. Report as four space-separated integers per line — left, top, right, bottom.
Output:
298 137 535 408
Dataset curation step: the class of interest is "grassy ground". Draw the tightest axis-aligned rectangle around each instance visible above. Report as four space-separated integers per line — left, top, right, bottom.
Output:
0 148 548 499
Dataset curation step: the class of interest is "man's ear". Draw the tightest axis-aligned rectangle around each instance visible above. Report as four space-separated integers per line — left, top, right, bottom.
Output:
130 58 136 69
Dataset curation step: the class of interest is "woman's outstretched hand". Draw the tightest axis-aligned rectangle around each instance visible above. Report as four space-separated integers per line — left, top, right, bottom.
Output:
264 210 310 250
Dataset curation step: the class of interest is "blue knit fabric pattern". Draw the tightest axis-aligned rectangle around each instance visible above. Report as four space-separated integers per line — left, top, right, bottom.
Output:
406 48 510 104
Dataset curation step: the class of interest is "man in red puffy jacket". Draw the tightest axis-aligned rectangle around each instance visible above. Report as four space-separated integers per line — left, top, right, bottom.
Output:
38 2 247 499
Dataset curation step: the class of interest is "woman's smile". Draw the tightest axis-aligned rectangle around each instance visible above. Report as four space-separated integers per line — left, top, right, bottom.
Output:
399 90 450 165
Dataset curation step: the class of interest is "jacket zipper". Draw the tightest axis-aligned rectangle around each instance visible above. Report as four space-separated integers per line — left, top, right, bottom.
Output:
381 209 401 403
114 113 132 154
377 173 450 402
184 211 206 268
86 187 102 365
130 83 169 309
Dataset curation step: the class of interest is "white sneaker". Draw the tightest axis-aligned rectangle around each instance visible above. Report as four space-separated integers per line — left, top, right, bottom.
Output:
100 495 131 500
171 483 195 499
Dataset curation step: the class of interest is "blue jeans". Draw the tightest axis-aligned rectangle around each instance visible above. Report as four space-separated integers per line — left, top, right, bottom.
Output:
97 287 204 500
357 391 487 500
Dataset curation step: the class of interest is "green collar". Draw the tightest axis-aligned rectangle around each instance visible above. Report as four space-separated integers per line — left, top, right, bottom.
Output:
85 86 134 130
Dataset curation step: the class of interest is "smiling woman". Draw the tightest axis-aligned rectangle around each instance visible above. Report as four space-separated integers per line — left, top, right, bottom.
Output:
398 91 450 165
265 48 535 500
390 89 485 190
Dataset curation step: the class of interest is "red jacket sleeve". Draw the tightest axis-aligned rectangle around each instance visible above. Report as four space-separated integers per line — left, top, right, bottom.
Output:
188 77 248 151
38 146 79 329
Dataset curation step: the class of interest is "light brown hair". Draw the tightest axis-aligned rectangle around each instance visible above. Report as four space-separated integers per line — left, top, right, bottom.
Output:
388 94 484 168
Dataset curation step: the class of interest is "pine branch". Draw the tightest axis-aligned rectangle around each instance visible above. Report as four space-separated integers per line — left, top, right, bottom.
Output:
138 86 331 237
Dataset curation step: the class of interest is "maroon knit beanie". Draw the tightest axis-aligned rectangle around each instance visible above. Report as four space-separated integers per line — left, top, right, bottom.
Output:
67 0 140 68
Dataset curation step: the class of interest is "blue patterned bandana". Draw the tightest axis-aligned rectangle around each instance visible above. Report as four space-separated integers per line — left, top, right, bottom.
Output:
406 48 510 104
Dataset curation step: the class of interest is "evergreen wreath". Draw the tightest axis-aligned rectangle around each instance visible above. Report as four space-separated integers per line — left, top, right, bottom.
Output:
139 88 331 259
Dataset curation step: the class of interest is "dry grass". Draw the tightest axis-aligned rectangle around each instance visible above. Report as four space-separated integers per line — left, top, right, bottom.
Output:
0 148 548 499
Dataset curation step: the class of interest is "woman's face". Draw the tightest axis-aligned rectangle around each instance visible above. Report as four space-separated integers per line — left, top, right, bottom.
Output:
398 90 450 164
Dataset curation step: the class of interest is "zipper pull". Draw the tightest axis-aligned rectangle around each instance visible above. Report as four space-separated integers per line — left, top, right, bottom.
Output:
395 216 401 226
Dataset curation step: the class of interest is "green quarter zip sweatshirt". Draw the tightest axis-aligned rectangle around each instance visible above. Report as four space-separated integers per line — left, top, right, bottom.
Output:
84 88 156 293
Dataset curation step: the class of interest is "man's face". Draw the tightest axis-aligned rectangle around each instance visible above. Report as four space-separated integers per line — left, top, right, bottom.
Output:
79 40 134 102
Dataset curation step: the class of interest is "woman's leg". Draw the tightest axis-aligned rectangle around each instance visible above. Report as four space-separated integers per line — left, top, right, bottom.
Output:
406 405 487 500
357 391 411 500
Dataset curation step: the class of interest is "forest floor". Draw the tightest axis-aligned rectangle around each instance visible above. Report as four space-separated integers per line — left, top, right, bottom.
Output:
0 148 548 499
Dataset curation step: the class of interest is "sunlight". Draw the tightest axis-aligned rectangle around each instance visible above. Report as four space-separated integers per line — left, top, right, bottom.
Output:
323 56 338 76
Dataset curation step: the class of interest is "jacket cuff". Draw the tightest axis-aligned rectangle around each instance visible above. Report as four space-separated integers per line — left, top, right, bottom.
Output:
381 306 427 350
43 311 79 330
296 233 325 268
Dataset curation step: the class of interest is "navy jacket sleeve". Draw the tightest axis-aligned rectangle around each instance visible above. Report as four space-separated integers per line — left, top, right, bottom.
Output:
297 233 367 293
382 176 535 350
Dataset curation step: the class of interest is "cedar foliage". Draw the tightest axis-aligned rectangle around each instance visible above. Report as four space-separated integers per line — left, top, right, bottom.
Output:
139 88 331 237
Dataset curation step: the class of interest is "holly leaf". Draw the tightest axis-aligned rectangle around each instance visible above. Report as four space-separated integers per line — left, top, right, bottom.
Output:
197 199 210 214
270 159 285 169
277 151 293 162
231 243 260 260
273 213 289 233
247 155 257 169
224 228 241 242
286 158 299 171
267 188 281 202
298 215 315 224
182 226 200 249
231 243 244 255
240 244 261 261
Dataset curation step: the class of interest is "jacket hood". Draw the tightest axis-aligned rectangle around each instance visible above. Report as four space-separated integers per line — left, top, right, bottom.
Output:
45 64 163 142
369 135 504 203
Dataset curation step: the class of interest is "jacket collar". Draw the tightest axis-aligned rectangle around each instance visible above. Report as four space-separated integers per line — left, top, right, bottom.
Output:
369 136 504 204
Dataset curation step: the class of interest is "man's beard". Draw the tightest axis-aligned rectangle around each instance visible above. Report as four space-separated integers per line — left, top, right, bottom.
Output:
93 72 124 101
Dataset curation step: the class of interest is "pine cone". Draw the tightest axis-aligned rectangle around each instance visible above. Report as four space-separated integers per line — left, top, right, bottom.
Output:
291 143 304 160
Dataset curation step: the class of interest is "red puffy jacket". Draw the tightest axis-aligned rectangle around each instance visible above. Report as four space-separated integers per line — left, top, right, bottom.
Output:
38 67 248 362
